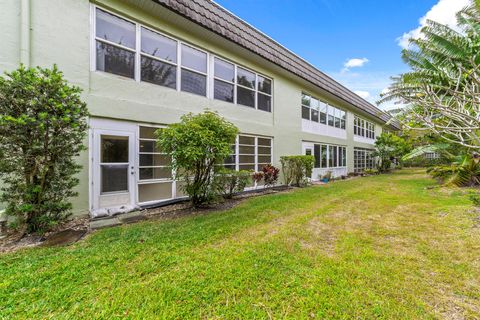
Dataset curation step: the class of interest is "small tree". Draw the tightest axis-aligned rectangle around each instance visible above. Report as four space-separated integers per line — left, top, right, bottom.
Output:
280 155 315 187
0 65 89 233
373 133 412 172
157 111 238 207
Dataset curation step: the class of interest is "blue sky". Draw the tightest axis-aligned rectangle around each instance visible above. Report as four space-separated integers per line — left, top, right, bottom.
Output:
214 0 468 109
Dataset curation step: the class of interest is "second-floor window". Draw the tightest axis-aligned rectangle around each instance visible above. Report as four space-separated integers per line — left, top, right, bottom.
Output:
354 116 375 139
93 7 273 111
213 58 272 111
301 93 346 129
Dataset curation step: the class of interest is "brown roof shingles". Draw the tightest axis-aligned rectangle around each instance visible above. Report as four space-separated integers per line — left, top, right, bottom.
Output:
152 0 399 128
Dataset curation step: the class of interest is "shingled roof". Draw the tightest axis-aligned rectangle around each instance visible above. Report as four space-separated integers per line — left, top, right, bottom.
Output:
152 0 399 129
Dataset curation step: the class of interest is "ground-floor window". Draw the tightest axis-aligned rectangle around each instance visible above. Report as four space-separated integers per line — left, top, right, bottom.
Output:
224 134 273 171
138 126 174 203
311 143 346 169
354 147 376 172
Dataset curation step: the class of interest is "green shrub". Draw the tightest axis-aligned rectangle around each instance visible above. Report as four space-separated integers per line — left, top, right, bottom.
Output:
157 111 238 207
215 169 251 199
280 155 315 187
427 155 480 187
469 193 480 207
0 65 89 233
364 168 379 175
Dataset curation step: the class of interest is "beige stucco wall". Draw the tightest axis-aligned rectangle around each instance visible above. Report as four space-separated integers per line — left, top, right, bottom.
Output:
0 0 386 215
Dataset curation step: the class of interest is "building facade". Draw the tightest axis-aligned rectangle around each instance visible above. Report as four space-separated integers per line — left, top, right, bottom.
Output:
0 0 397 217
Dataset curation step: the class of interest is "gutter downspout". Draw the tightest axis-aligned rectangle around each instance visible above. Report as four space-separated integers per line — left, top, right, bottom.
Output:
20 0 30 67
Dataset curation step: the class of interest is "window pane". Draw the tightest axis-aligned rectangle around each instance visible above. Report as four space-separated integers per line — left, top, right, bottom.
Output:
138 182 172 202
314 144 320 168
239 136 255 145
239 145 255 154
224 155 236 164
319 101 327 113
321 145 327 167
96 41 135 78
214 79 234 103
181 44 207 73
214 58 234 82
320 112 327 124
328 106 336 116
181 69 206 96
258 146 271 154
141 56 176 89
237 86 255 108
240 164 255 171
311 108 319 122
258 138 271 146
139 140 158 153
237 67 255 89
101 165 128 193
334 117 341 128
139 167 172 180
96 9 135 49
257 76 271 94
239 155 255 163
258 155 271 163
257 93 271 112
302 106 310 120
341 119 346 129
101 136 128 163
140 154 171 166
141 27 177 62
302 93 311 106
328 115 334 126
140 127 159 139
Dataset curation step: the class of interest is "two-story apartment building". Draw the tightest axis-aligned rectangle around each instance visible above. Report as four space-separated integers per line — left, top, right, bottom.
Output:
1 0 398 217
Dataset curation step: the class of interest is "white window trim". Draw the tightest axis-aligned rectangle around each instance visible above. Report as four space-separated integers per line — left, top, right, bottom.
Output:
313 143 347 169
90 4 273 112
301 92 346 130
212 56 273 112
354 116 375 139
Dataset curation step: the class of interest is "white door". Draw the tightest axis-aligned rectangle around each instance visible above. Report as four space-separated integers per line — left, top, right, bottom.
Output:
92 129 136 215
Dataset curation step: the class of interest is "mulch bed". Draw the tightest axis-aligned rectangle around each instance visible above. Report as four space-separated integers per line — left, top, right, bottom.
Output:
0 185 295 254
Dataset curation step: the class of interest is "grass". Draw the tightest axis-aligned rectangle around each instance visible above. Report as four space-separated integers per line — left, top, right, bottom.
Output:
1 169 479 319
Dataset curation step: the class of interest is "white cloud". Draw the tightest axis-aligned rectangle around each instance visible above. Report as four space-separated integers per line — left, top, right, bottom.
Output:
343 58 369 72
397 0 470 49
354 90 371 99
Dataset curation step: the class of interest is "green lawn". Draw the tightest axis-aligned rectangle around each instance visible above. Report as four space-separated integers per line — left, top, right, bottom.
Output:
1 169 479 319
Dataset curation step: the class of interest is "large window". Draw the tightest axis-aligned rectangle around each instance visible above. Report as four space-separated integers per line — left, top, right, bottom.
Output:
94 7 272 111
224 135 273 171
213 58 272 111
354 147 375 172
311 143 346 169
138 126 173 203
301 93 346 129
354 116 375 139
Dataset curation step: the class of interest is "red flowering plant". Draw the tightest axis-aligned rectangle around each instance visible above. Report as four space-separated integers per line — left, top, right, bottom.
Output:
262 164 280 187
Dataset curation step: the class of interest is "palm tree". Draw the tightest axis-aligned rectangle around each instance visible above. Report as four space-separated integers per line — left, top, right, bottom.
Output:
380 0 480 150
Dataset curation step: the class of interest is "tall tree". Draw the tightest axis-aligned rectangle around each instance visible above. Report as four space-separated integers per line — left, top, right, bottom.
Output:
380 0 480 150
